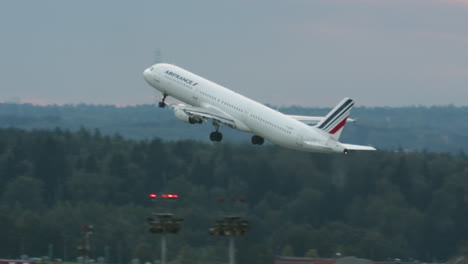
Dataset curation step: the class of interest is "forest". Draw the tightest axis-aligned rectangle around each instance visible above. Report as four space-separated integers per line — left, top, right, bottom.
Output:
1 127 468 264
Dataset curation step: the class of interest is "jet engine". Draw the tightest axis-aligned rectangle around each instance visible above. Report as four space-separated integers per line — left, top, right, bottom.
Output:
173 105 203 124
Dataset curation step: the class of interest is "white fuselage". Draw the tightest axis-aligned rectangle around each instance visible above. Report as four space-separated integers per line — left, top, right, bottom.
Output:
143 63 346 153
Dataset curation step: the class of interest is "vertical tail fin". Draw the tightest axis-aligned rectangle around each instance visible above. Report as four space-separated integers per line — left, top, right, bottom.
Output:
315 98 354 141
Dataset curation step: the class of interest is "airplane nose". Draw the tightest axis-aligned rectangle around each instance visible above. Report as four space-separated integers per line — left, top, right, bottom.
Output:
143 68 151 82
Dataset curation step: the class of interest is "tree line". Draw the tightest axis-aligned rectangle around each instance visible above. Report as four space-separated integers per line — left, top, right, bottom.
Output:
2 103 468 152
0 127 468 263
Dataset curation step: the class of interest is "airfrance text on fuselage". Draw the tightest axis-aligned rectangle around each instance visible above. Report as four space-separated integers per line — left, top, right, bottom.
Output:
165 70 195 85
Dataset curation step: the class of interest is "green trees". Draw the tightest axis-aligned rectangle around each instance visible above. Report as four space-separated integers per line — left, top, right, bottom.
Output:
1 128 468 263
2 176 44 210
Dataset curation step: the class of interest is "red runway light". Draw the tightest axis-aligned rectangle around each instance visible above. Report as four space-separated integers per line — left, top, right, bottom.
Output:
148 194 158 198
161 194 179 198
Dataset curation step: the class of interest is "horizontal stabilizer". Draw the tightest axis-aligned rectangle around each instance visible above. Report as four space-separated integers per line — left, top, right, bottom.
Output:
342 143 376 151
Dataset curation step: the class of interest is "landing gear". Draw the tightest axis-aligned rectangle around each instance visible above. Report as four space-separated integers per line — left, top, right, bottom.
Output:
158 94 167 108
210 131 223 142
210 121 223 142
251 135 264 145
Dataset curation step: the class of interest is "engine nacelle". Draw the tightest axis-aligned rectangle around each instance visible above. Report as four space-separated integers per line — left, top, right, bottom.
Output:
173 105 191 123
173 105 203 124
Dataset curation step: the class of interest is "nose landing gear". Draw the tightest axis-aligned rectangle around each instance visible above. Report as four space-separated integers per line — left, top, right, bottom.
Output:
158 94 167 108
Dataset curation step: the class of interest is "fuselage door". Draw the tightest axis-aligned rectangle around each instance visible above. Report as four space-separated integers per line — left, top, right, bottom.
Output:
191 82 200 103
296 130 304 146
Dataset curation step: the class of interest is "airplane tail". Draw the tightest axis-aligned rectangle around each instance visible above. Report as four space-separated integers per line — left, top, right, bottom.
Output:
315 97 354 141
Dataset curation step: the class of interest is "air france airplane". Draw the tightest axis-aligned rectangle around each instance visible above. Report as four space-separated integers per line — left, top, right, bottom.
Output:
143 63 376 154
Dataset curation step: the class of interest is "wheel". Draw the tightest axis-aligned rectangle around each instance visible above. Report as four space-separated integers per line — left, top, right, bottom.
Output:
257 136 264 145
251 135 264 145
210 132 223 142
251 136 257 145
158 102 166 108
210 132 217 141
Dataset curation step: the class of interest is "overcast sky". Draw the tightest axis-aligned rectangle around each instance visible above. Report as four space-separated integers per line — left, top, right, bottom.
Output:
1 0 467 107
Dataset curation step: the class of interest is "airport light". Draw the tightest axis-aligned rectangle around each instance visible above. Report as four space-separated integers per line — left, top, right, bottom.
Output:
146 194 183 264
146 213 184 234
146 214 184 264
209 216 250 236
78 224 94 264
209 216 250 264
161 194 179 199
210 198 250 264
148 193 179 199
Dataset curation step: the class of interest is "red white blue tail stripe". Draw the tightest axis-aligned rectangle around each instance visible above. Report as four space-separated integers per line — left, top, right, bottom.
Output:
315 98 354 139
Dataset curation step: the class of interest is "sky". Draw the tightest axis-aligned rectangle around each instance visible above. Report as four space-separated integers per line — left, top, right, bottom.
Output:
0 0 467 107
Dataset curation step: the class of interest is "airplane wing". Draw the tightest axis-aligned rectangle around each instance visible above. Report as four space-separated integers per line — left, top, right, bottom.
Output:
171 104 237 128
341 143 376 151
287 115 356 126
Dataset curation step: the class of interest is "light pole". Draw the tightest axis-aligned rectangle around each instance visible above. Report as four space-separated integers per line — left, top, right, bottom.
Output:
77 225 94 264
229 236 235 264
209 214 250 264
146 194 183 264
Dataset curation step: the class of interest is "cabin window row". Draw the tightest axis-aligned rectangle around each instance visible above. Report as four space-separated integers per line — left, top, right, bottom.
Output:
200 91 217 102
221 100 243 113
199 90 244 113
250 114 291 134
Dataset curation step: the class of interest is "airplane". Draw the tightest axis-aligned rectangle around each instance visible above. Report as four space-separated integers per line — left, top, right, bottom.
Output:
143 63 376 154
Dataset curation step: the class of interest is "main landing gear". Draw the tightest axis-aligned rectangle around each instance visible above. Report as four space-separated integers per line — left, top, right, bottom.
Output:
209 121 223 142
251 135 264 145
158 94 167 108
210 131 223 142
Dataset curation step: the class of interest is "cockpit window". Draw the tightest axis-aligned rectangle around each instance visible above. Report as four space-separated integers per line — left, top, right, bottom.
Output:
150 67 154 71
